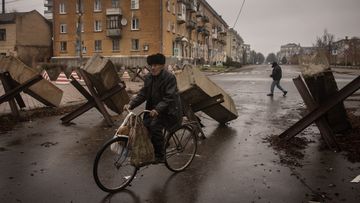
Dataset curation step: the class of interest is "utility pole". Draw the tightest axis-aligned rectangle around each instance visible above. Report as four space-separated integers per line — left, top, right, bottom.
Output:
77 0 83 67
2 0 5 14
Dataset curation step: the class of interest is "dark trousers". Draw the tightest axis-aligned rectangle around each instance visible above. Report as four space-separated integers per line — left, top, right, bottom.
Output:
143 116 165 157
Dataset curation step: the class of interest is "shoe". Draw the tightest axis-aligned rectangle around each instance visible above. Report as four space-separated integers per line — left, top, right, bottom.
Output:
267 93 273 96
283 91 288 96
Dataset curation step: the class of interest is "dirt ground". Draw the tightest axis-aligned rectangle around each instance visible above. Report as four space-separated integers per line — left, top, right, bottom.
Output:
264 108 360 168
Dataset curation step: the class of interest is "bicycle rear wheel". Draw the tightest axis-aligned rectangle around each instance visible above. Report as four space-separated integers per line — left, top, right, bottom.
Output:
93 136 137 192
165 125 197 172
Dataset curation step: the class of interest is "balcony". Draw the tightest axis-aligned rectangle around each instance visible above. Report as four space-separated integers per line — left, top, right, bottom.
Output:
186 3 197 12
177 13 186 24
106 29 121 37
44 0 53 7
212 33 218 39
106 8 122 15
195 11 203 18
186 20 196 30
202 16 209 23
203 29 210 36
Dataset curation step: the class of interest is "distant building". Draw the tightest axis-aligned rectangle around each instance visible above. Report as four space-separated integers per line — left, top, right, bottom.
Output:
333 36 360 66
52 0 228 66
278 43 301 63
300 46 316 56
0 10 52 67
226 28 244 64
242 44 250 64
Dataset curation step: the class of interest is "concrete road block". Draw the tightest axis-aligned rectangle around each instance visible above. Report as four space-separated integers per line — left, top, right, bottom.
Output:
0 55 63 107
175 66 238 124
81 54 129 114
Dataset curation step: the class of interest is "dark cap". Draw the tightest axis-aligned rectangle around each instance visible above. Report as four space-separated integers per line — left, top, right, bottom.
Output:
271 62 278 67
147 53 166 65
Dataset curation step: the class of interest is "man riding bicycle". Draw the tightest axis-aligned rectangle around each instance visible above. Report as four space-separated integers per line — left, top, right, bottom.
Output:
124 53 182 163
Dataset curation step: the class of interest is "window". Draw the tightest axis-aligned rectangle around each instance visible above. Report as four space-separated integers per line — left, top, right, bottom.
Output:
94 20 102 32
94 40 102 51
59 3 66 14
131 39 139 51
76 22 84 33
94 0 101 11
131 18 139 30
0 29 6 41
60 41 67 52
131 0 139 9
107 16 120 29
172 2 176 14
171 22 175 33
112 39 120 51
111 0 119 8
60 24 67 33
76 0 84 13
167 21 171 32
166 0 170 12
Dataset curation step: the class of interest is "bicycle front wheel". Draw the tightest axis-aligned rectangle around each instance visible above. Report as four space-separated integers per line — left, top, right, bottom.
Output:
165 125 197 172
93 136 137 192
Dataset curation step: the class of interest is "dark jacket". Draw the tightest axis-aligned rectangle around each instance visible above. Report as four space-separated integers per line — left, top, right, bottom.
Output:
129 69 182 129
271 65 282 81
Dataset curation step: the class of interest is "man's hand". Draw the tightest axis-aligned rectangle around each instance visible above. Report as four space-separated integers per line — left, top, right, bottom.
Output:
150 109 159 117
123 104 131 112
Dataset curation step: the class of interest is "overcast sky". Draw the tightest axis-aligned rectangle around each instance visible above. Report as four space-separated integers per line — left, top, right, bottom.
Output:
2 0 360 56
207 0 360 56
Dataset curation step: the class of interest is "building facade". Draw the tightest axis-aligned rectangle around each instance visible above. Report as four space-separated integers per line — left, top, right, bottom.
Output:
44 0 54 20
0 10 52 67
52 0 228 66
278 43 301 64
226 28 244 64
333 36 360 66
242 44 250 64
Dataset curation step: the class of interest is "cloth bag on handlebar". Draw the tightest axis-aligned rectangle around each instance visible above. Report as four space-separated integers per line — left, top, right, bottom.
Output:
129 115 155 167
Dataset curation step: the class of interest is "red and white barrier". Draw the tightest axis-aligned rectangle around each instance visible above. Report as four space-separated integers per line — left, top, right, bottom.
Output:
55 72 70 85
41 70 50 81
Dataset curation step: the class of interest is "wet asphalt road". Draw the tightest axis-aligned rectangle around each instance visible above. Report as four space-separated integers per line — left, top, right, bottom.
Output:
1 65 359 203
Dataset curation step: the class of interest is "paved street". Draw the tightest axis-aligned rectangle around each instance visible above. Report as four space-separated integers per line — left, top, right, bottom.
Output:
0 65 359 203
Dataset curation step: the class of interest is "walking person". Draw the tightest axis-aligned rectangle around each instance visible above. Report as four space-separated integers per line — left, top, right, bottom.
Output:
267 62 287 97
124 53 182 163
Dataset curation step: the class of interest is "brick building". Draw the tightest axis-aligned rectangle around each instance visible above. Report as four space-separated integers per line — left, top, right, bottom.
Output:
0 10 52 68
52 0 228 66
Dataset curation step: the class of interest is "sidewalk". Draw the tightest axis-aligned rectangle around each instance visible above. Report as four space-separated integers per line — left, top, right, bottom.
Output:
0 80 143 116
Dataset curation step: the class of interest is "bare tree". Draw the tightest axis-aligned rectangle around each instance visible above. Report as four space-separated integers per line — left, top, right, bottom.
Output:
315 29 335 63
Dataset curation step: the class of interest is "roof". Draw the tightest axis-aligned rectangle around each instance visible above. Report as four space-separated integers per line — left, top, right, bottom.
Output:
0 10 43 24
201 0 229 28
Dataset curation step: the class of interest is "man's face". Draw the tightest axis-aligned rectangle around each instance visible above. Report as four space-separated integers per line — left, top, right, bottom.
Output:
150 64 163 76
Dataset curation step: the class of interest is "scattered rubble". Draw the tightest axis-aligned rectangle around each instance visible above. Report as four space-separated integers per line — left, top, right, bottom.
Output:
264 108 360 167
263 134 314 167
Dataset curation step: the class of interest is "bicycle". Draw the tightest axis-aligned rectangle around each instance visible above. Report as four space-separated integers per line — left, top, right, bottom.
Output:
93 109 198 193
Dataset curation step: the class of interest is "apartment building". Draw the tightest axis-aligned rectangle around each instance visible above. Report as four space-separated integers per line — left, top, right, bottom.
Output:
0 10 52 67
52 0 228 66
332 36 360 66
242 44 250 64
278 43 301 63
226 28 244 64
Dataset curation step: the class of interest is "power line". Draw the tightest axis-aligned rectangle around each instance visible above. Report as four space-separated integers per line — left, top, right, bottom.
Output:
232 0 245 29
